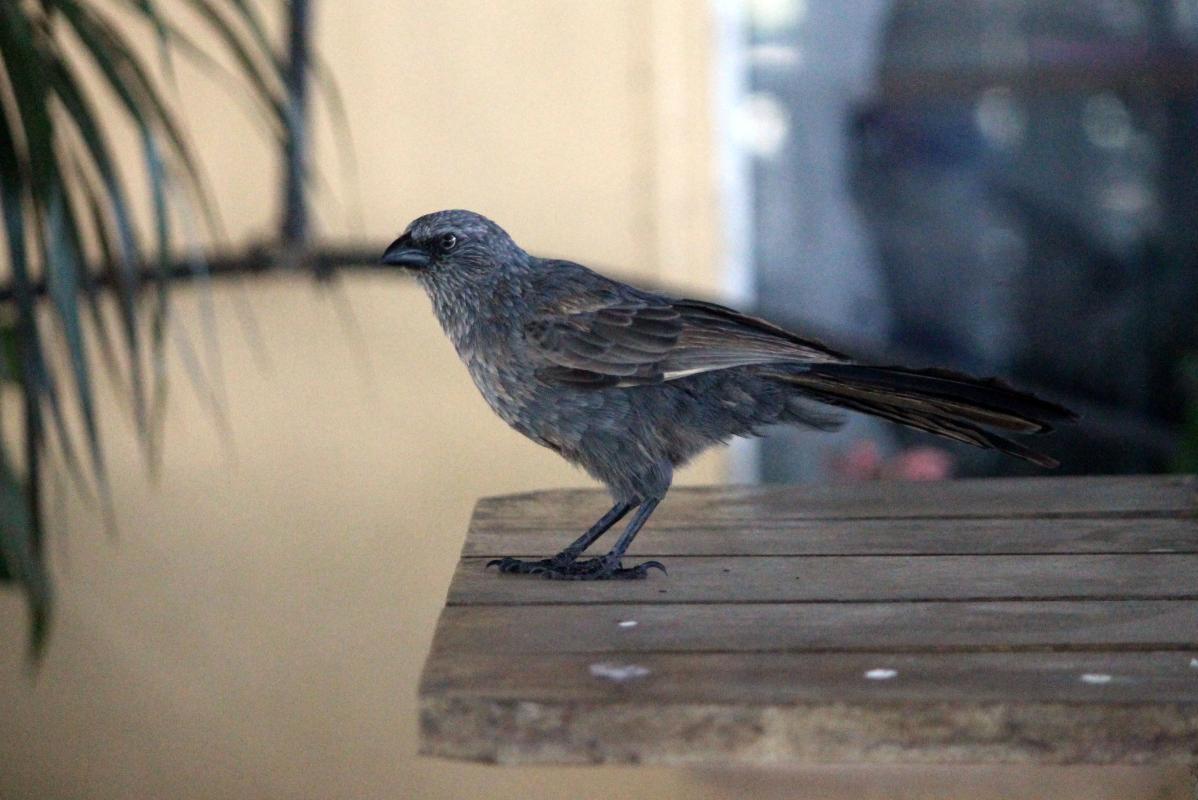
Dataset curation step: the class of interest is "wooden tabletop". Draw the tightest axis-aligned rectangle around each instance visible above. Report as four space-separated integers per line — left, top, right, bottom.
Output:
419 475 1198 766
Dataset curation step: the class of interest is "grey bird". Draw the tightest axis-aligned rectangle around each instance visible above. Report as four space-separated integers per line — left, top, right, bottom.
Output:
381 209 1076 580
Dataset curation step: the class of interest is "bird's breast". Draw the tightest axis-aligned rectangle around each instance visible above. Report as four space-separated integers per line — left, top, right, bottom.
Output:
424 280 561 447
461 345 532 423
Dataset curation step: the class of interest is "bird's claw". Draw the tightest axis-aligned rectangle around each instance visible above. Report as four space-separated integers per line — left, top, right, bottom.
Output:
485 555 666 580
486 556 563 574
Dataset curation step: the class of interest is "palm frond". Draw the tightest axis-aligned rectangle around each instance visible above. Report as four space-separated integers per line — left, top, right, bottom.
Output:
0 0 304 656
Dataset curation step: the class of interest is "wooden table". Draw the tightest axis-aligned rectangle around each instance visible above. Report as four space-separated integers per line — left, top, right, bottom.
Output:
420 475 1198 771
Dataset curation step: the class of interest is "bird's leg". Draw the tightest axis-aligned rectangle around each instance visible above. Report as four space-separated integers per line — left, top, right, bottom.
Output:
487 500 634 575
541 496 666 581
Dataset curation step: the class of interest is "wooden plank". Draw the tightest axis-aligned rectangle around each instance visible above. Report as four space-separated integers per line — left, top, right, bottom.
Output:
421 694 1198 767
430 600 1198 655
472 476 1198 528
423 476 1198 767
448 554 1198 605
422 650 1198 706
421 649 1198 765
463 517 1198 557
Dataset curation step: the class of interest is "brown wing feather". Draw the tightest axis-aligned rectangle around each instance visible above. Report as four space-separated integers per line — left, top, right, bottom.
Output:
667 300 846 376
524 298 682 381
526 294 846 386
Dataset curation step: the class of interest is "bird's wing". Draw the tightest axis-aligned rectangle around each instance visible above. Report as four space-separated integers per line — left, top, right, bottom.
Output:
671 299 848 373
525 291 848 388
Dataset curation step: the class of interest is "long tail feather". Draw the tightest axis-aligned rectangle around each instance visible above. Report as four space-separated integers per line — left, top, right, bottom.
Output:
766 364 1077 468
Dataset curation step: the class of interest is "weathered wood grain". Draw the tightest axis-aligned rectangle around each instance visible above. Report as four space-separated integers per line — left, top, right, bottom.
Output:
430 600 1198 655
422 649 1198 766
421 696 1198 766
448 554 1198 605
421 476 1198 767
421 650 1198 706
463 516 1198 557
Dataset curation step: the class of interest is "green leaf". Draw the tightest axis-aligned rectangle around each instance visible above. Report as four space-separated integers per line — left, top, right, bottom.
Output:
0 37 52 651
55 0 220 238
0 6 109 500
47 51 148 432
183 0 286 116
0 323 20 385
0 7 56 185
0 441 51 658
0 0 332 652
67 154 135 417
44 186 110 499
112 0 285 144
51 2 183 469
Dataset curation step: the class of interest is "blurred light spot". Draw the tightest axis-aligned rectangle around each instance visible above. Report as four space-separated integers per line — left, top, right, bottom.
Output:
1175 0 1198 40
736 93 790 158
1101 179 1152 214
749 44 805 70
1083 93 1133 150
747 0 807 32
1080 673 1113 684
865 668 897 680
974 86 1025 148
617 619 638 629
590 662 650 682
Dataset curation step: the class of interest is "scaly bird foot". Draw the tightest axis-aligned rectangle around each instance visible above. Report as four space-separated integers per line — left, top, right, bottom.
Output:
486 555 666 580
543 558 667 580
486 556 568 575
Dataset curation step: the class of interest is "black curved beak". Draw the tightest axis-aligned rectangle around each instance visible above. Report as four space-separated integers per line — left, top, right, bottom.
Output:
380 236 431 270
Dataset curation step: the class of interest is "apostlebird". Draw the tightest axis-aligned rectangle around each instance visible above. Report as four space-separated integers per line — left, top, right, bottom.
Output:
381 209 1075 580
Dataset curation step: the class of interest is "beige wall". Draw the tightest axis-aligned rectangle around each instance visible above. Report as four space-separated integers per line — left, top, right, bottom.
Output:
156 0 721 294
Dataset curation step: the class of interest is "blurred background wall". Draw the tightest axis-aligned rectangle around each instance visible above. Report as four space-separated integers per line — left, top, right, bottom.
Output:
747 0 1198 481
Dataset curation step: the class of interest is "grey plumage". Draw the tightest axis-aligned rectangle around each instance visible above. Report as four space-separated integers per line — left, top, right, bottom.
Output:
382 209 1076 580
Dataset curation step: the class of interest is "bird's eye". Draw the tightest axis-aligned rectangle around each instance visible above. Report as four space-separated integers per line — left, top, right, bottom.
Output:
438 233 458 252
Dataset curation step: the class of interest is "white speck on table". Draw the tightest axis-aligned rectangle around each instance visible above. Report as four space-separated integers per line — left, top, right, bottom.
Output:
590 662 651 682
1080 673 1112 684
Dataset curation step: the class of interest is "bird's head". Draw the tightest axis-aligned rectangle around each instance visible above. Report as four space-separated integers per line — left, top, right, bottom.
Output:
379 210 525 286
